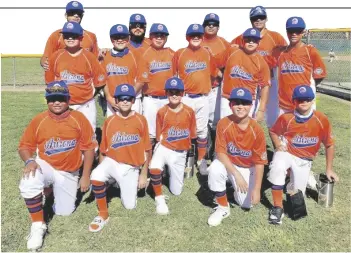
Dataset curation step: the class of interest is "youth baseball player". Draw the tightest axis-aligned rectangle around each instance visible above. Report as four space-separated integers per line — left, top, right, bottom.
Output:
41 1 99 71
149 77 197 215
89 84 152 232
135 23 175 146
128 13 151 53
328 49 336 62
267 85 339 225
45 21 107 131
101 24 141 116
218 28 270 122
18 81 97 250
231 6 288 129
173 24 219 175
207 87 267 226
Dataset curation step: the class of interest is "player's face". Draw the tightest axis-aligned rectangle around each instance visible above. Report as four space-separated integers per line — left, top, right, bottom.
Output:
110 35 129 50
130 23 146 36
243 37 260 53
294 98 314 114
166 89 184 105
187 34 203 47
63 33 82 48
47 96 69 115
229 99 252 119
250 15 267 30
66 11 83 24
204 22 219 36
116 96 134 112
150 33 167 49
287 29 305 45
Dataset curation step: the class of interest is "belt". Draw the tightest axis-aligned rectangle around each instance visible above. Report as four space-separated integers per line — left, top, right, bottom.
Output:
185 93 204 98
172 149 187 153
144 95 168 99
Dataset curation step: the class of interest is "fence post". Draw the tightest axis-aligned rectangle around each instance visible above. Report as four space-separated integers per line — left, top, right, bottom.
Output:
13 57 16 88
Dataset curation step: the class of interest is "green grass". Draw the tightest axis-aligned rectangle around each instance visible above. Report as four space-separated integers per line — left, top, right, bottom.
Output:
1 91 350 252
324 60 351 83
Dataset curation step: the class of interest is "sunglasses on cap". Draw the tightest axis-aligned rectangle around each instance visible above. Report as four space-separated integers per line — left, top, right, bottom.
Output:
287 29 304 35
116 96 134 102
45 86 69 94
230 99 252 106
130 23 146 29
250 15 267 22
66 11 83 18
203 21 219 27
110 35 129 41
46 95 69 103
63 33 81 40
166 89 183 96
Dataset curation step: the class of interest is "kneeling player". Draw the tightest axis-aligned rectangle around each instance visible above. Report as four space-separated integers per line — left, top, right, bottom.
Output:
89 84 152 232
268 85 339 225
207 87 267 226
149 77 197 215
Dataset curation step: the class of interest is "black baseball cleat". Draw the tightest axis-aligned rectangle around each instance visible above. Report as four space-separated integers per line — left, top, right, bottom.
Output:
269 206 285 225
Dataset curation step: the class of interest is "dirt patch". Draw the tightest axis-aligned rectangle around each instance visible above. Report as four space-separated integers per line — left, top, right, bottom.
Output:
322 55 351 61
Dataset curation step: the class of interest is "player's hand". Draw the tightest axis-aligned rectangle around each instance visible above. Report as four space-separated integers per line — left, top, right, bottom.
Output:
275 144 287 152
98 48 109 61
255 110 265 122
40 58 50 72
251 188 261 205
326 170 339 183
79 175 91 192
138 170 148 189
107 96 120 111
23 161 41 179
233 171 248 193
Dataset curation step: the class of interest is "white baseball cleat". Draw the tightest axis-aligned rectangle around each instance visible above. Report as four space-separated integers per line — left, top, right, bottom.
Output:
198 159 209 176
27 222 47 251
208 205 230 227
155 195 169 215
89 216 110 232
306 171 318 191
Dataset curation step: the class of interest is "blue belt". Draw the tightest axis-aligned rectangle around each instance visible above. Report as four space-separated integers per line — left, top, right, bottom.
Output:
145 95 168 99
186 93 204 98
173 149 187 153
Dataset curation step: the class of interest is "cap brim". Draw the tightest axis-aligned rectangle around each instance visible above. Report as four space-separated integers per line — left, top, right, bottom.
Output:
45 93 70 98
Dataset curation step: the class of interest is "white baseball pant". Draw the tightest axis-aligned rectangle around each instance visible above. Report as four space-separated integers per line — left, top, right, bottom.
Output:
69 98 96 130
267 151 312 192
142 96 169 139
19 157 79 216
150 143 187 195
208 86 222 129
182 94 209 139
106 96 142 117
220 97 260 119
208 159 255 209
90 157 140 209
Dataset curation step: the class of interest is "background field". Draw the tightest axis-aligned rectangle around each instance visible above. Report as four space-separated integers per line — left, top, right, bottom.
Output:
1 91 350 252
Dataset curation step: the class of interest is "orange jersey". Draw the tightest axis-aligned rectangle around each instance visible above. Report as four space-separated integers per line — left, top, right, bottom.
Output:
18 110 98 172
270 111 334 160
156 104 197 151
101 49 138 96
100 112 152 167
218 47 270 99
45 49 107 105
136 46 175 96
231 29 287 69
128 37 151 55
277 45 327 110
43 29 99 59
173 46 218 94
202 35 230 64
215 117 268 167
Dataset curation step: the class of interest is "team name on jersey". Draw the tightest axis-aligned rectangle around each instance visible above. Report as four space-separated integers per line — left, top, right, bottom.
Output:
227 142 252 157
291 135 319 148
281 61 305 74
184 61 207 74
166 127 190 142
60 70 85 84
110 132 140 149
149 61 172 74
257 50 269 56
44 138 77 156
229 66 253 80
106 63 129 76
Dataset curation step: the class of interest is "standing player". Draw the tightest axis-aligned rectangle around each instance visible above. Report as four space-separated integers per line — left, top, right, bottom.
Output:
149 77 197 215
88 84 152 232
45 21 107 131
267 85 339 225
173 24 219 175
18 81 97 250
328 49 336 63
135 23 175 146
218 28 270 122
41 1 99 71
101 24 141 116
207 87 267 226
128 13 151 53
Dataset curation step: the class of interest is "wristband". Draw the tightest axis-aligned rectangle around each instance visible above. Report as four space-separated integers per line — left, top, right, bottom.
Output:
25 158 35 166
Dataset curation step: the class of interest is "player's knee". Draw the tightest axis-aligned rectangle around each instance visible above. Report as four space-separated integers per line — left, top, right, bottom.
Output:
19 177 44 199
122 200 137 210
208 160 227 192
170 185 183 196
268 161 287 185
90 167 104 182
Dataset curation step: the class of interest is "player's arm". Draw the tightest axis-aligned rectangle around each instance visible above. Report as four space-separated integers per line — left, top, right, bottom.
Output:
135 56 149 94
255 59 271 122
172 51 180 77
269 116 288 152
41 32 59 71
44 54 56 83
139 118 152 189
310 47 327 86
91 58 107 96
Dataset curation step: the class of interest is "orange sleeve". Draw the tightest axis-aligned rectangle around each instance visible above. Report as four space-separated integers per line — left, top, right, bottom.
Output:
43 31 60 58
216 48 229 69
321 115 335 147
155 110 163 142
276 33 288 47
78 113 98 150
270 115 287 136
210 53 218 77
222 37 230 49
18 118 38 153
310 47 327 79
259 57 271 87
99 119 109 154
91 55 107 87
136 56 150 83
251 128 268 165
231 35 243 46
190 109 197 139
215 120 227 154
44 53 57 84
172 50 180 75
142 117 152 151
91 33 99 57
169 48 176 76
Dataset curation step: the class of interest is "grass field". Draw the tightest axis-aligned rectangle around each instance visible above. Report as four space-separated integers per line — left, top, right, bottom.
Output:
1 91 350 252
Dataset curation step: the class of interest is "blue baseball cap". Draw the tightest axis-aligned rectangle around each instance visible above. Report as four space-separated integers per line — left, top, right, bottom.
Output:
61 22 83 36
186 24 204 36
45 81 70 98
164 77 184 91
114 84 136 98
149 23 169 35
243 28 261 40
110 24 129 37
249 6 267 18
130 13 146 24
204 13 220 23
229 88 253 102
66 1 84 13
292 85 315 100
286 17 306 30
